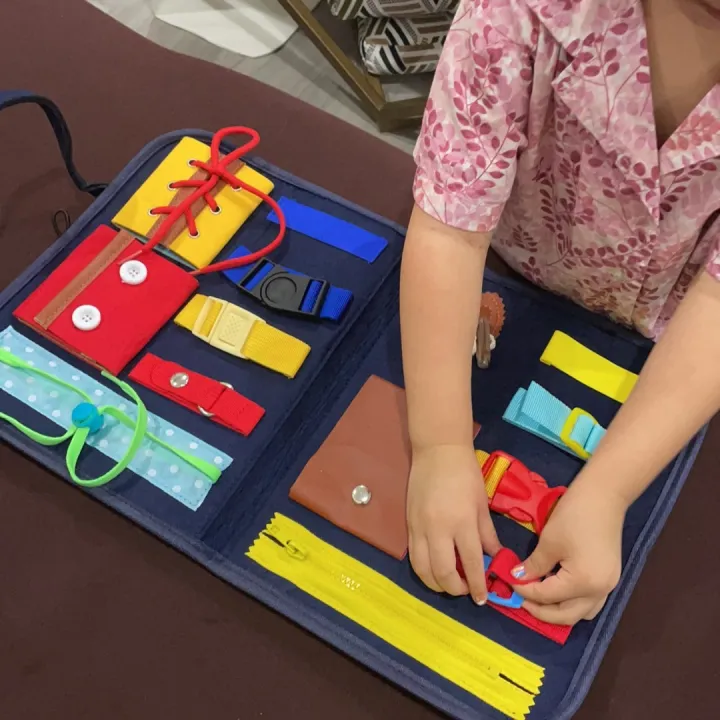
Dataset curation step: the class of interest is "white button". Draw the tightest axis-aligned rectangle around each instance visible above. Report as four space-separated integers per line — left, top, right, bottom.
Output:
119 260 148 285
72 305 101 331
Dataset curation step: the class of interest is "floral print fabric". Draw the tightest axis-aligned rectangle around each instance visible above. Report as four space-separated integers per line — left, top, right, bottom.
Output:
413 0 720 337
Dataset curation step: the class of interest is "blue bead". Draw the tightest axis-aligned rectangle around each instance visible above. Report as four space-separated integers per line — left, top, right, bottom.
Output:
71 403 104 434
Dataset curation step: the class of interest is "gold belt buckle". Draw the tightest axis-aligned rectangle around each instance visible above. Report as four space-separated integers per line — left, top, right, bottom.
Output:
192 297 264 359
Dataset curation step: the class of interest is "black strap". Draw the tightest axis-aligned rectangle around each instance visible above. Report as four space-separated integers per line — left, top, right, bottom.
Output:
0 90 107 198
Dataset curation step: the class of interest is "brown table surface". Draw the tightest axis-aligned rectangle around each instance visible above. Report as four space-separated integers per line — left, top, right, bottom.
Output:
0 2 716 718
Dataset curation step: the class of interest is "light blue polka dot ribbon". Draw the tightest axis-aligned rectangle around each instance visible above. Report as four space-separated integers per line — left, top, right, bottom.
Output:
502 381 606 460
0 326 232 509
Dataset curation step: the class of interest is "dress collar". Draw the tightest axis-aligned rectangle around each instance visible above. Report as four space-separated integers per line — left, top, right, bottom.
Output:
526 0 720 220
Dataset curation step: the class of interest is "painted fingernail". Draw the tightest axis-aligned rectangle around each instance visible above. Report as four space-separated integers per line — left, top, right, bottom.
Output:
511 565 526 579
474 596 486 606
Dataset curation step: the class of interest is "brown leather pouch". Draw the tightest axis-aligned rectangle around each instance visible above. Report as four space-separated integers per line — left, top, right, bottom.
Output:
290 375 479 560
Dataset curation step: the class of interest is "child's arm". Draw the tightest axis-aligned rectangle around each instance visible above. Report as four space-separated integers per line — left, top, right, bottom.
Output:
401 204 500 605
404 0 535 603
515 271 720 624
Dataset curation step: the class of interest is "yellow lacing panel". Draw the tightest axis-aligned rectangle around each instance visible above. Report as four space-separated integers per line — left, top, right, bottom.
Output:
248 514 544 719
112 136 274 269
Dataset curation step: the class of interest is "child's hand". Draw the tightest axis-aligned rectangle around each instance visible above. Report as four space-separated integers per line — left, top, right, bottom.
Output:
511 480 626 625
407 444 501 604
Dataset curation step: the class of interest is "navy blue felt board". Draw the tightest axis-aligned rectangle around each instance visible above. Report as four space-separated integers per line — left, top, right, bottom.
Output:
0 129 705 720
210 296 704 720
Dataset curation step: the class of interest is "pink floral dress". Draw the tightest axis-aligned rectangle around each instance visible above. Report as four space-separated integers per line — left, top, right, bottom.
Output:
413 0 720 338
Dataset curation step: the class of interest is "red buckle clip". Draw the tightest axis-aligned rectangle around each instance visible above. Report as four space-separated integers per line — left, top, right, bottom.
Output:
482 451 566 533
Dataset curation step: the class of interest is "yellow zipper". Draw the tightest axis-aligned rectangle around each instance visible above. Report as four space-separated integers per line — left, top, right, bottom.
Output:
247 514 544 719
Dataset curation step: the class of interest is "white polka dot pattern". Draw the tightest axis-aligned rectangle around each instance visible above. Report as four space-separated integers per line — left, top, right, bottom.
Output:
0 327 232 510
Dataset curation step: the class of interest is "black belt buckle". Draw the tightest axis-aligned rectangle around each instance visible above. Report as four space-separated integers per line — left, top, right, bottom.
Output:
238 259 328 317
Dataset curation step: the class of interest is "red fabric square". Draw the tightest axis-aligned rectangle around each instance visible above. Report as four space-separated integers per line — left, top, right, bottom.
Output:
14 225 198 375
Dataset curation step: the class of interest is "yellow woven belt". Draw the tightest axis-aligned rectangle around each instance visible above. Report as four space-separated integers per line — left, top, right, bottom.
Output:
175 294 310 378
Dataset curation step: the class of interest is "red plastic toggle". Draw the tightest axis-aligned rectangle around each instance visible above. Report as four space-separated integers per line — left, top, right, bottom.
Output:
483 451 566 533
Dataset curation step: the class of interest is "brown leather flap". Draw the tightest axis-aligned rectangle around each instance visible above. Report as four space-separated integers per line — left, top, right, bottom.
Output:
290 376 479 560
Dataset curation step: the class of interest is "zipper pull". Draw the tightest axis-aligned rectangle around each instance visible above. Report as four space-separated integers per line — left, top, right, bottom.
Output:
262 531 307 560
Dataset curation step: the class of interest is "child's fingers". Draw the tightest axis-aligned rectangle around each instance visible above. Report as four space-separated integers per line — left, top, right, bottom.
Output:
515 568 583 605
455 528 488 605
428 534 468 597
522 596 595 626
477 501 501 556
409 534 443 592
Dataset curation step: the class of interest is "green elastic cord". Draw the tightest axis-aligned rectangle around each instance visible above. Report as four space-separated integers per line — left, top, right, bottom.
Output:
0 412 75 446
0 348 93 448
103 405 221 484
0 350 220 487
65 373 148 488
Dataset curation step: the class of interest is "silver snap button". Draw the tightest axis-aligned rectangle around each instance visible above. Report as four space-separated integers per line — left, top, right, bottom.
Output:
170 372 189 389
351 485 371 506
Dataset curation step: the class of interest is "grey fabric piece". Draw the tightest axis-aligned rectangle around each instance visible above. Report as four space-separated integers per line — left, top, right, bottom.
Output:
330 0 457 20
357 14 451 75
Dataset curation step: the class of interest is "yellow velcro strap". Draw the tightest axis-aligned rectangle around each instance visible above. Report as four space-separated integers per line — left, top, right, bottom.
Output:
174 295 310 378
249 513 544 718
475 449 535 534
540 331 638 403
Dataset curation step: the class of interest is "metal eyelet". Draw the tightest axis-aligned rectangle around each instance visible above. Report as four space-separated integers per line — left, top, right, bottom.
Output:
187 159 197 168
148 209 157 217
210 206 222 215
198 382 232 417
167 182 176 191
188 231 200 239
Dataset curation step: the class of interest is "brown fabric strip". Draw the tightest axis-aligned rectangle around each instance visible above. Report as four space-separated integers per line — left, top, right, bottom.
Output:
33 230 135 329
146 156 245 248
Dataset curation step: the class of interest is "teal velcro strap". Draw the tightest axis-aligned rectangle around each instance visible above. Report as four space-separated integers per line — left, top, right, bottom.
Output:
503 382 606 459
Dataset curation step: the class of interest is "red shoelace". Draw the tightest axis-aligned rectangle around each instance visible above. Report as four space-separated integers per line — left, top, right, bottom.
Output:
129 126 285 276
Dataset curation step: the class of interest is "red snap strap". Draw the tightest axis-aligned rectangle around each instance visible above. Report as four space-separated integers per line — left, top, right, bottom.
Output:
486 549 572 645
129 354 264 436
